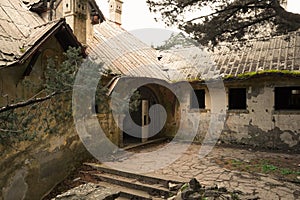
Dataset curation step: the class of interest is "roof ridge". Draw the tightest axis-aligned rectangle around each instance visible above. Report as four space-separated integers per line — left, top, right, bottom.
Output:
32 18 64 30
217 29 300 49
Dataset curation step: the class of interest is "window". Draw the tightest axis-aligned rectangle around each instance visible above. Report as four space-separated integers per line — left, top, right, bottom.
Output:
191 89 205 109
275 87 300 110
228 88 247 110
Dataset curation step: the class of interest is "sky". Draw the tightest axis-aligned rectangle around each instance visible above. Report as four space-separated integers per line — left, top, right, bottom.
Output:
96 0 300 46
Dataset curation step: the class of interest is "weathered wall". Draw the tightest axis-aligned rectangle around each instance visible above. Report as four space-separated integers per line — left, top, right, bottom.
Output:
0 127 90 200
0 36 63 105
145 83 179 139
0 36 91 200
221 77 300 150
183 76 300 151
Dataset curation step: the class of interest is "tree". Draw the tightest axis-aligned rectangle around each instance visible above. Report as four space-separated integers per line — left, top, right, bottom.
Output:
147 0 300 47
156 32 198 50
0 47 107 145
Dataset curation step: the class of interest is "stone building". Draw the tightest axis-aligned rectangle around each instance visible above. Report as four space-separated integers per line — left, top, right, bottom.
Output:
0 0 299 198
2 0 298 150
158 33 300 151
0 0 103 199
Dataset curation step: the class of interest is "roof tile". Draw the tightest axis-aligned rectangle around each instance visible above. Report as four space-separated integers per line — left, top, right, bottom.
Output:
159 31 300 81
87 21 169 81
0 0 46 66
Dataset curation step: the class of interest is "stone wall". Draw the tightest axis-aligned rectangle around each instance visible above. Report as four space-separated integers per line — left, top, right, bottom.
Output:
0 35 92 200
0 124 91 200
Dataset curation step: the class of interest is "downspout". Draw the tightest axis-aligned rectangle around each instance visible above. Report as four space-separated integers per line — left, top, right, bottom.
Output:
48 0 55 21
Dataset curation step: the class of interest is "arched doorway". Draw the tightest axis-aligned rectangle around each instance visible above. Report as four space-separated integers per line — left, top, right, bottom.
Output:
122 86 161 145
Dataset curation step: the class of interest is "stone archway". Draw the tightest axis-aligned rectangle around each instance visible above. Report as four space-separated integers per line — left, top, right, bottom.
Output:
122 86 160 146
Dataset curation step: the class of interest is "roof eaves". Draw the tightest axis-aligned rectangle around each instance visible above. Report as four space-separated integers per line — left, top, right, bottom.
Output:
1 18 84 69
18 18 66 64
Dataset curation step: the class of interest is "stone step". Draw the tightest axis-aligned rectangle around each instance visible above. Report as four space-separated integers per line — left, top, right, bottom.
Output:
93 173 171 198
122 137 168 151
84 163 184 199
84 162 182 186
102 190 152 200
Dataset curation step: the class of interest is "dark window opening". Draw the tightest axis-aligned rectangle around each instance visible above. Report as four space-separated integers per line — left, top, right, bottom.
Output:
228 88 247 110
275 87 300 110
191 89 205 109
94 104 99 113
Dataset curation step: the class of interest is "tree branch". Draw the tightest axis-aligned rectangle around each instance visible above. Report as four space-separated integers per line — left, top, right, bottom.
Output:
0 128 24 133
0 92 58 113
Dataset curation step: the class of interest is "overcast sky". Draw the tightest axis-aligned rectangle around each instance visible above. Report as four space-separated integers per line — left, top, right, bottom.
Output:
96 0 300 46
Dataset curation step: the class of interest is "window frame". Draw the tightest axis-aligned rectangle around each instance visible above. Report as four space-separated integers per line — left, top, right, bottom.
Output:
190 89 206 110
275 86 300 111
228 88 247 110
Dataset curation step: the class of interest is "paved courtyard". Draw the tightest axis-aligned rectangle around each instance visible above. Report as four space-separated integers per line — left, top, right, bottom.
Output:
103 142 300 200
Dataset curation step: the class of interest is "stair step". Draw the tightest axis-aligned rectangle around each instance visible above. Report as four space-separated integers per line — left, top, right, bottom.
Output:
84 162 182 186
95 171 165 189
119 191 153 200
96 182 153 200
83 162 184 199
93 173 172 198
122 138 168 151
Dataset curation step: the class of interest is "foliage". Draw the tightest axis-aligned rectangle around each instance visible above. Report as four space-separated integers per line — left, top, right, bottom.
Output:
156 32 198 50
0 47 96 145
225 69 300 80
147 0 300 47
224 158 300 181
44 47 83 94
262 164 278 173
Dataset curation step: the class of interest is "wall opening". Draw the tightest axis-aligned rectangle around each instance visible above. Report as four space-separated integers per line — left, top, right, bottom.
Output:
275 87 300 110
123 86 159 146
190 89 205 109
228 88 247 110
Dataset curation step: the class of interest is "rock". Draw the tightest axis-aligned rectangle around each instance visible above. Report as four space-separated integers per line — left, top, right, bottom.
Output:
72 177 81 182
181 189 194 199
245 196 260 200
218 187 227 192
189 178 201 191
53 183 118 200
168 182 184 191
188 193 202 199
170 178 251 200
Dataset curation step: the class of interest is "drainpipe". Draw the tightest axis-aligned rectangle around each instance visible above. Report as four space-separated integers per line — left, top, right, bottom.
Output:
48 0 55 21
272 115 276 150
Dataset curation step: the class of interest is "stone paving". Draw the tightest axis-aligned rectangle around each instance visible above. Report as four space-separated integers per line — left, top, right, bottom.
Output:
104 143 300 200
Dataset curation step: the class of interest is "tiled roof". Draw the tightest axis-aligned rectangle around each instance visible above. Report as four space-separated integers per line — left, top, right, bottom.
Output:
214 32 300 77
158 47 217 82
0 0 46 67
159 31 300 81
87 21 169 81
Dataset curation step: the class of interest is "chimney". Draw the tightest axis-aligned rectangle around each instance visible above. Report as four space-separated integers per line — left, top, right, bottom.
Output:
280 0 287 9
108 0 123 25
63 0 88 44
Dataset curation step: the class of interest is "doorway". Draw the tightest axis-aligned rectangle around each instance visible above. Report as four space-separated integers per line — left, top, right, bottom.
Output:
122 86 160 146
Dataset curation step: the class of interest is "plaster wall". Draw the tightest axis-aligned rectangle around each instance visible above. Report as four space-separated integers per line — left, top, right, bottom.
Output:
167 77 300 151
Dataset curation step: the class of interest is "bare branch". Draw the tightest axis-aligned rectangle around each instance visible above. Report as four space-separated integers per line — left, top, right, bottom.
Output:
0 92 58 113
0 128 24 133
